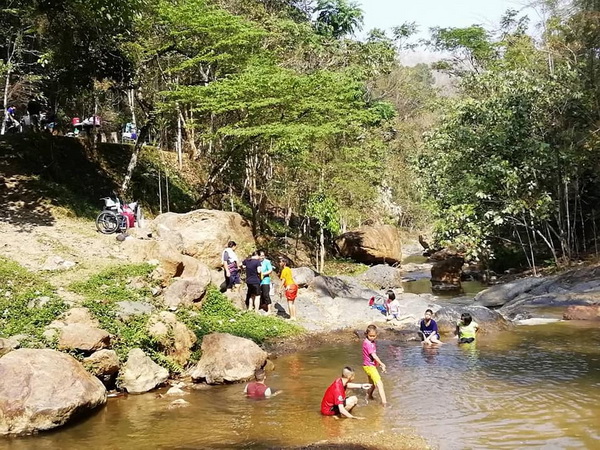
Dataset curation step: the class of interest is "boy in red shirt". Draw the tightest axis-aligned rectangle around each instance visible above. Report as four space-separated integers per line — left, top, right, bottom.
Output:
320 366 371 419
244 369 280 398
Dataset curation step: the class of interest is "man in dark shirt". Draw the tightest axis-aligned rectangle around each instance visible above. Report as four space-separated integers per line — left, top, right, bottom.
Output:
243 251 262 312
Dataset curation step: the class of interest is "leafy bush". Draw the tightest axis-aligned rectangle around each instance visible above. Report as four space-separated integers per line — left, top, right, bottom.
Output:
0 257 67 343
177 286 301 344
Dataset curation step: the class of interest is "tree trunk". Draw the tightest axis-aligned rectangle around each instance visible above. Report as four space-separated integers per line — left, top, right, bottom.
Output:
121 116 154 194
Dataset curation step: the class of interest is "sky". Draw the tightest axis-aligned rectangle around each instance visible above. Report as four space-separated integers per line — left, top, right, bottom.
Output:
357 0 542 64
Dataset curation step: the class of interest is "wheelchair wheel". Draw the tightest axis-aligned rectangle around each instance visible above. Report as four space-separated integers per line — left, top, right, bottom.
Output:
96 211 119 234
118 213 130 232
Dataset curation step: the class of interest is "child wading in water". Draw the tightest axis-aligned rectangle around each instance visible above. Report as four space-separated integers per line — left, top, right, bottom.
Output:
419 309 442 345
456 312 479 344
362 324 387 406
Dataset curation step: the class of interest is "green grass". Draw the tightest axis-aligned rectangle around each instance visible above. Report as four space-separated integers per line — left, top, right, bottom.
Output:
322 258 369 277
69 263 158 302
0 257 67 345
177 286 302 346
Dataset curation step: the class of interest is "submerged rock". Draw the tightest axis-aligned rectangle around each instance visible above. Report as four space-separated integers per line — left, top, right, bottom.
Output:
190 333 267 384
118 348 169 394
0 349 106 435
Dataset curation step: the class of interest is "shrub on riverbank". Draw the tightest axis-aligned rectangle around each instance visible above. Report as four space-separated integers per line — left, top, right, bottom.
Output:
0 257 67 346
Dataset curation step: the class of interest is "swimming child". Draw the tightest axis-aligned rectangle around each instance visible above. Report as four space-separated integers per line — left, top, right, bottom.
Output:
244 369 281 398
320 366 371 419
362 324 388 406
419 309 442 345
455 312 479 344
385 290 400 322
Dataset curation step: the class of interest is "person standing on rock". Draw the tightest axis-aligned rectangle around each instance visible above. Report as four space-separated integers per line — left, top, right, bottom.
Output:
278 257 298 320
259 250 274 314
243 251 262 312
222 241 241 291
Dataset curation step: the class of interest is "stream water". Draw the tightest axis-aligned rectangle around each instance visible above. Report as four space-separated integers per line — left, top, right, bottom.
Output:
3 267 600 450
3 321 599 450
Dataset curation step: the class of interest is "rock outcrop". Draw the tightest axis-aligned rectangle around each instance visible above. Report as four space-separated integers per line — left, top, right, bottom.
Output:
151 209 255 268
335 225 402 265
474 278 546 308
434 305 509 335
162 278 209 310
563 305 600 321
190 333 267 384
0 349 106 435
118 348 169 394
148 312 197 366
291 267 317 287
430 249 464 291
359 265 404 289
83 350 120 379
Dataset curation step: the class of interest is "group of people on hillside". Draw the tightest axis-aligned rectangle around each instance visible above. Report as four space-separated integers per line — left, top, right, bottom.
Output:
221 241 298 320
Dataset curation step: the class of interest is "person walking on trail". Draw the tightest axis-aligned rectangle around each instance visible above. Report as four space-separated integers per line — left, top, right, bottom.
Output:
259 250 274 315
243 251 262 312
320 366 371 419
278 257 298 320
222 241 240 291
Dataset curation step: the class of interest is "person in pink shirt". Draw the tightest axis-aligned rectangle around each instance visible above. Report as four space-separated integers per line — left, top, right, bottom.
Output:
362 324 387 406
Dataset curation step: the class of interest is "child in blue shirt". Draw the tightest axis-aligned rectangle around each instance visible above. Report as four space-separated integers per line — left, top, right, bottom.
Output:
419 309 442 345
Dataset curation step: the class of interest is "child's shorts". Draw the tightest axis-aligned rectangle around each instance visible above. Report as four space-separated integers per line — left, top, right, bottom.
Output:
459 337 475 344
285 284 298 301
363 365 381 385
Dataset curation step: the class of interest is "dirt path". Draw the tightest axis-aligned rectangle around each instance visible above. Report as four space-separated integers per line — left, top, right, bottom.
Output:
0 214 132 290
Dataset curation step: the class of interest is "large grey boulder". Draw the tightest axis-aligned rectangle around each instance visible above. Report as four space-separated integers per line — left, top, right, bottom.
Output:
291 267 317 287
118 348 169 394
335 225 402 265
309 275 377 299
162 278 209 310
190 333 267 384
0 349 106 435
434 305 509 335
474 278 546 308
359 265 404 289
500 291 600 319
151 209 255 268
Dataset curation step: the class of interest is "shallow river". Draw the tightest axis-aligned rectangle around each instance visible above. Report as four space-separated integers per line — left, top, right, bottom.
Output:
3 321 600 450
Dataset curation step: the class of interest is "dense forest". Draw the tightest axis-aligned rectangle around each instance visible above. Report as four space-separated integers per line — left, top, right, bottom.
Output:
1 0 599 272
